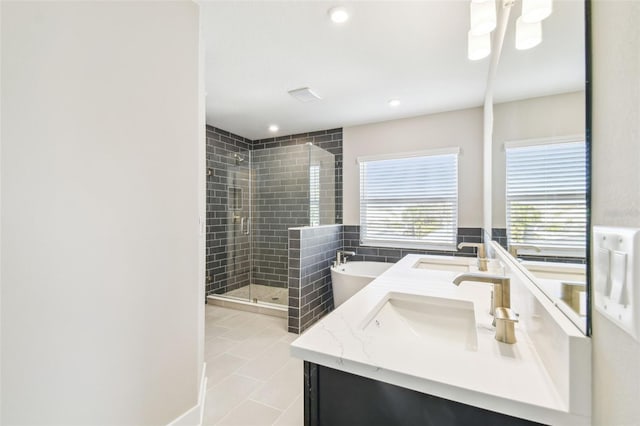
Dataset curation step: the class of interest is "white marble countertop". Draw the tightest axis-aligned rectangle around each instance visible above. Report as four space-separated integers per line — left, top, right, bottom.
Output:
291 254 588 425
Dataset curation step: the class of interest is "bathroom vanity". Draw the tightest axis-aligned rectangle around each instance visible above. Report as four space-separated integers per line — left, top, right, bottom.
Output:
303 361 542 426
291 248 591 426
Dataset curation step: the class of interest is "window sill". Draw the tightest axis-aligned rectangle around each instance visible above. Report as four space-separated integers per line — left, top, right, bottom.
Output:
360 239 457 252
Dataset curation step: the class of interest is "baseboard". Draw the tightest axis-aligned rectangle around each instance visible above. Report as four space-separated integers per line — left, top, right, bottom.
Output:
167 362 208 426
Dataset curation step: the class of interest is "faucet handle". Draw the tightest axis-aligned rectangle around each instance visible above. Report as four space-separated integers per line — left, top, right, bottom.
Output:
493 307 519 344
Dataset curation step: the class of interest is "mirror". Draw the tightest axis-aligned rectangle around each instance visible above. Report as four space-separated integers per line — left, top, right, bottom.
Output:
490 1 588 333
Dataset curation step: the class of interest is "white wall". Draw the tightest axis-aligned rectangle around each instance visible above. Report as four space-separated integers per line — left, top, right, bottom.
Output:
591 1 640 424
1 2 203 425
343 108 484 227
492 91 586 228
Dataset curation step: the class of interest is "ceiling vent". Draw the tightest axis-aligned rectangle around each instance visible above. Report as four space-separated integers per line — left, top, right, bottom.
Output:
288 87 322 103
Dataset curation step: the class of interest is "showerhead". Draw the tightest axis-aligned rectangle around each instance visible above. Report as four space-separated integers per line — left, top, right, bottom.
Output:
233 153 245 165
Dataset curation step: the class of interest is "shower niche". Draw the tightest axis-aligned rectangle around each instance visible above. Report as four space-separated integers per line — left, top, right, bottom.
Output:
206 139 335 312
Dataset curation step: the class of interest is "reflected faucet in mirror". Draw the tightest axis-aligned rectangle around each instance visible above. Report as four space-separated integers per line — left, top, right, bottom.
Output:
508 244 541 258
458 242 488 271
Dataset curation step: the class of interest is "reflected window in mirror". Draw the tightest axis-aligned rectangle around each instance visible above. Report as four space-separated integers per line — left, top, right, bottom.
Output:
505 136 586 262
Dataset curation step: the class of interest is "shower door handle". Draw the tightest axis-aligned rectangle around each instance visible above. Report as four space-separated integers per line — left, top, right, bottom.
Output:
240 217 250 235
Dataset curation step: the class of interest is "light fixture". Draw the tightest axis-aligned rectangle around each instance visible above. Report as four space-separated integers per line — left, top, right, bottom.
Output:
328 6 349 24
468 31 491 60
388 99 400 107
466 0 550 59
515 17 542 50
469 0 496 35
521 0 552 23
268 124 279 132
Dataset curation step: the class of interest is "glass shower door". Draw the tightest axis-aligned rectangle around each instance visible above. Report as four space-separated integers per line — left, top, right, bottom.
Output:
225 149 253 300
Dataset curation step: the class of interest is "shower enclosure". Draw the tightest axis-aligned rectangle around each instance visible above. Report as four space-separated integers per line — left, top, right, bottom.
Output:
206 142 335 310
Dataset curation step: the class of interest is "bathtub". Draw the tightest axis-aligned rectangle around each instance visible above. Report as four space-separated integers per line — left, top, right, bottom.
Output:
331 261 394 307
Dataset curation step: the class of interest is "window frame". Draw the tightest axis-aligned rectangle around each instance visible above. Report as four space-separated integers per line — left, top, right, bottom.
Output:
357 147 460 251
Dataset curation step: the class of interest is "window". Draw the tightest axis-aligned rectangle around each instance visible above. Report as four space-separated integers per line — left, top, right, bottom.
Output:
505 138 587 256
358 148 459 250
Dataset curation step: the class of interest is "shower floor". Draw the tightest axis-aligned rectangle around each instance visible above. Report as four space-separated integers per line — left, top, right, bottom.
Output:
224 284 288 307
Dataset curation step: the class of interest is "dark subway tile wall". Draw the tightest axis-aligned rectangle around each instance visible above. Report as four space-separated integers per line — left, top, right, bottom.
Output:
252 145 311 288
288 225 342 334
206 126 253 295
491 228 508 250
206 125 344 298
342 225 484 263
253 128 343 224
491 227 586 264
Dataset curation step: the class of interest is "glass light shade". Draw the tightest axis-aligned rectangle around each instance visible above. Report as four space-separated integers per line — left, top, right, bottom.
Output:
468 31 491 60
521 0 553 23
470 0 497 35
328 7 349 24
515 17 542 50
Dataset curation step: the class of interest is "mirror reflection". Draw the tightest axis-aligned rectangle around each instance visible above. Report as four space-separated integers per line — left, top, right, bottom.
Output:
491 0 587 331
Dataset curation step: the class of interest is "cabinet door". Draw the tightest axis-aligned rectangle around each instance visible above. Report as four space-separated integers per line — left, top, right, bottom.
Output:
304 362 546 426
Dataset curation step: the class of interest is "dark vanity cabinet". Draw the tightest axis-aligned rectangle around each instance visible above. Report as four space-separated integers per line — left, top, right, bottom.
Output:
304 362 546 426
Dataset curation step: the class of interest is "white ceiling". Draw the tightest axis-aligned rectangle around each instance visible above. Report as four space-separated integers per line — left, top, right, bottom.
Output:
202 1 585 141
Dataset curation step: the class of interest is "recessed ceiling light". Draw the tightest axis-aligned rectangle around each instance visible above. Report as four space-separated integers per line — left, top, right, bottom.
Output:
328 7 349 24
269 124 279 132
388 99 401 107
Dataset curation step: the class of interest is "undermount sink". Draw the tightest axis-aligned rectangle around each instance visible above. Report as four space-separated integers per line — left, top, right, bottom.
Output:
412 257 472 272
522 261 586 283
362 292 478 351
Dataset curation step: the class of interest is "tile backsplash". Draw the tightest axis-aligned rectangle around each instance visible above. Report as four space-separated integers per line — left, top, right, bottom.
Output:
342 225 484 263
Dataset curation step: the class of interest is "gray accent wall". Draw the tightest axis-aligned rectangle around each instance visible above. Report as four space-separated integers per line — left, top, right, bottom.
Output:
288 225 342 334
253 128 343 224
206 126 343 296
252 145 312 288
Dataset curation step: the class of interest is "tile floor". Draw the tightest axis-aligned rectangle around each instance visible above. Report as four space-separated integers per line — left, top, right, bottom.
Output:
203 304 303 426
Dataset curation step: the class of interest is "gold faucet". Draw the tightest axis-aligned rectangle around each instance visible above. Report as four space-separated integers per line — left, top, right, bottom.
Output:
457 242 488 271
493 307 519 344
452 272 510 313
452 273 518 344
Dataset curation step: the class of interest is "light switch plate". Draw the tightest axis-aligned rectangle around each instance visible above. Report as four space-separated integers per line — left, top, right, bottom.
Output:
593 226 640 341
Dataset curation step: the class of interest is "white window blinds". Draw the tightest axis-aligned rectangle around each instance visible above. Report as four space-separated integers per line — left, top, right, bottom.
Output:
359 149 459 250
505 139 587 256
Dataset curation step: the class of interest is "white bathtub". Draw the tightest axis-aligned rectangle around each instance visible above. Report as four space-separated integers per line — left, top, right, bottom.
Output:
330 261 394 307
